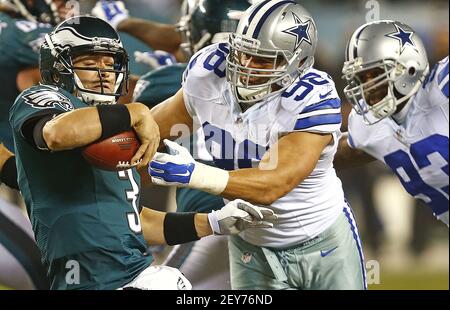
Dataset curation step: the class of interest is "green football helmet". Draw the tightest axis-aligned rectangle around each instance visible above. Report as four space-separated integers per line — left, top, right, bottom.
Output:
40 15 129 105
176 0 253 58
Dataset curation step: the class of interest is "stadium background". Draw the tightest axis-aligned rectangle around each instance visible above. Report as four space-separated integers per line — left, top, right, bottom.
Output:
0 0 448 290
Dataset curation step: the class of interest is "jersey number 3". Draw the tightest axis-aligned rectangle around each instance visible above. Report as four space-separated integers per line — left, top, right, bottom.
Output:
118 170 142 233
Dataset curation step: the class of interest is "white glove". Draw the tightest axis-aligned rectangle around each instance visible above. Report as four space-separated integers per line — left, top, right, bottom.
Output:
208 199 278 235
91 0 129 30
134 50 176 70
149 139 229 195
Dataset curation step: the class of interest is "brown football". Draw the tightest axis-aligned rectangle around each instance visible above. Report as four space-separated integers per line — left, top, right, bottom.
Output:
82 130 140 171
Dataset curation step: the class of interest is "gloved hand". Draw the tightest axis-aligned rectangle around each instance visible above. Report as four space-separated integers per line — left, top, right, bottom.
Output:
208 199 278 235
91 0 129 30
149 139 229 195
135 50 176 70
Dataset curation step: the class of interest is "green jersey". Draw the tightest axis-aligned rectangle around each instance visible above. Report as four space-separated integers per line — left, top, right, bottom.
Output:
133 63 187 108
9 85 152 290
0 12 52 149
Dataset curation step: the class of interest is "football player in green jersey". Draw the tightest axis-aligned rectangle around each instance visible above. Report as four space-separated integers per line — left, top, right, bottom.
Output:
9 15 276 290
0 0 71 290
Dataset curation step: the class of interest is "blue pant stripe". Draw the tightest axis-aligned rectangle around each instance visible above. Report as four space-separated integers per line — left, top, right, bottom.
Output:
343 203 367 290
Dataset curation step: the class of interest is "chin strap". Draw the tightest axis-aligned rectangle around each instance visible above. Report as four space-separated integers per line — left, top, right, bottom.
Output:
236 84 270 103
79 92 116 106
370 86 397 120
74 73 116 105
391 95 414 124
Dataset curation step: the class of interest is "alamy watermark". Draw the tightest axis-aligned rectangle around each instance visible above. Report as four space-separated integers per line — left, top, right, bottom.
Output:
365 0 381 22
65 259 80 285
64 0 81 24
366 259 381 285
169 120 279 171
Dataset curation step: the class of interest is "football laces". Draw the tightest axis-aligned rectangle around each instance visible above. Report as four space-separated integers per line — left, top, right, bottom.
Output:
116 159 143 170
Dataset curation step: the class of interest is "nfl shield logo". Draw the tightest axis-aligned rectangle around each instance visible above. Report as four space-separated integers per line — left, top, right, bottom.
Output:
241 252 252 264
177 277 187 290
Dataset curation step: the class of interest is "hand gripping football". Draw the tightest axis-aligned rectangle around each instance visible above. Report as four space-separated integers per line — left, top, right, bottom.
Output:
82 130 141 171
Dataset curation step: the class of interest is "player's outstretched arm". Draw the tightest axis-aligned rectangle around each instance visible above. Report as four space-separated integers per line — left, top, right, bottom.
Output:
140 199 277 246
0 143 18 190
150 88 194 150
149 132 333 205
16 67 41 92
118 18 181 57
34 103 159 168
117 74 140 105
333 132 376 170
91 0 182 58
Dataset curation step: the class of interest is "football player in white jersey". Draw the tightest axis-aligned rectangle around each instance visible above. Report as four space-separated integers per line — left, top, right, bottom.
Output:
149 1 366 290
337 20 449 227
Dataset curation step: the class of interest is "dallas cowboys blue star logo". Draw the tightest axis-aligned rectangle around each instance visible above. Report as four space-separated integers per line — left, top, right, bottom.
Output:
282 12 312 50
386 24 415 53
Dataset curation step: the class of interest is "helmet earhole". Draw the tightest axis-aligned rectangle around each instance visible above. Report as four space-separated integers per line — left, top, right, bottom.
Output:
408 67 416 76
52 73 60 83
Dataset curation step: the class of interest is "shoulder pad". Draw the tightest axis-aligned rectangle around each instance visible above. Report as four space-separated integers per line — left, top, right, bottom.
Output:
281 68 339 114
182 43 229 100
18 85 75 112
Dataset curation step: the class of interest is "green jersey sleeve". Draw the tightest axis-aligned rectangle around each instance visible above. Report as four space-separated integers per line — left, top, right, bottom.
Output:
9 85 80 142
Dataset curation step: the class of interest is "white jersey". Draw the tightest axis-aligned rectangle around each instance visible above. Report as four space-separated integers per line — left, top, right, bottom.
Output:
348 57 449 225
183 43 346 248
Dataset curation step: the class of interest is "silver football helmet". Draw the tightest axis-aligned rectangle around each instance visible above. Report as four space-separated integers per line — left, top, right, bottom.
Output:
226 0 318 104
342 20 429 124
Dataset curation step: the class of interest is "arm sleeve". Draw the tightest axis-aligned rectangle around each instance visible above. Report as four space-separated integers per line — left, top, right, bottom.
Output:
293 97 342 134
10 87 74 148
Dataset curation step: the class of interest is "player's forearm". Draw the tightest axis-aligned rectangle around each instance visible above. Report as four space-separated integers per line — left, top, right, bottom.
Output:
140 208 166 245
219 138 323 204
140 208 212 246
43 107 102 151
0 143 14 171
194 213 213 238
172 160 304 205
117 18 181 54
334 133 376 170
0 143 18 190
222 166 306 205
43 103 149 151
